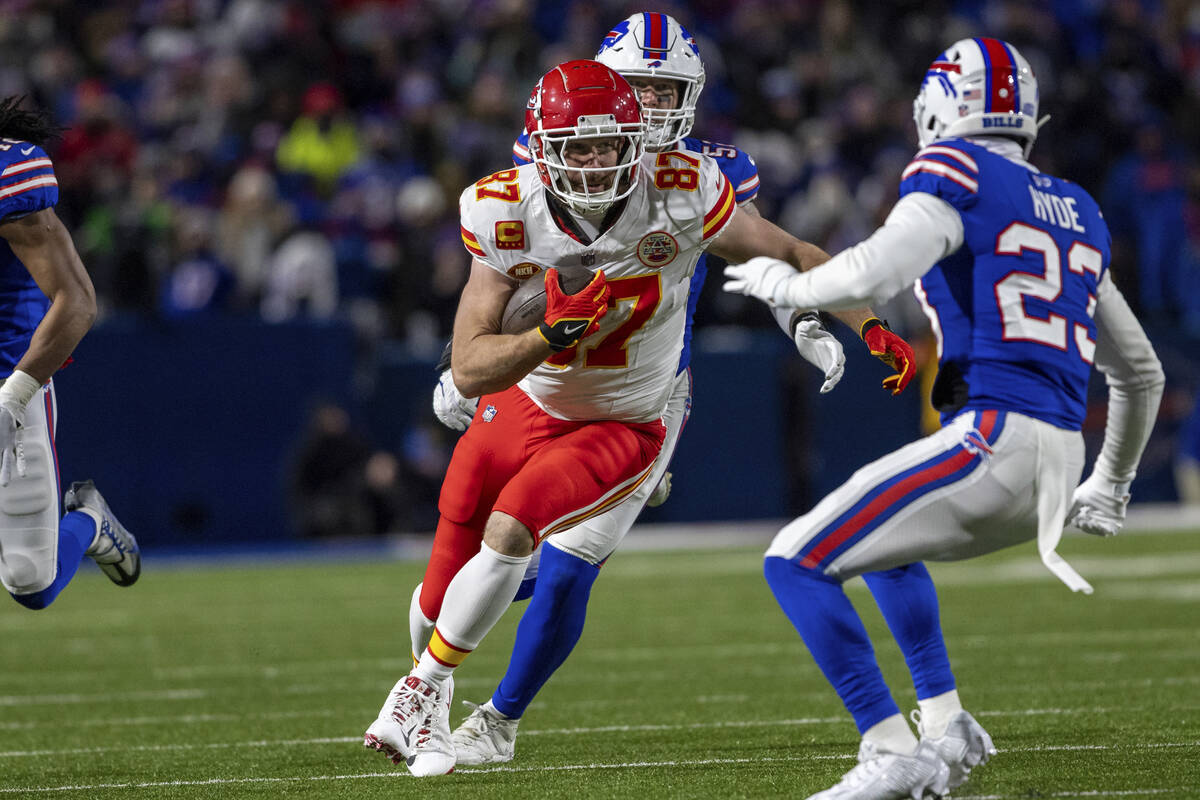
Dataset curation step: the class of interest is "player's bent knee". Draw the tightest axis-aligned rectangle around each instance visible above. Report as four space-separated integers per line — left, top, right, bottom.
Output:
0 551 56 597
763 554 837 588
483 512 536 557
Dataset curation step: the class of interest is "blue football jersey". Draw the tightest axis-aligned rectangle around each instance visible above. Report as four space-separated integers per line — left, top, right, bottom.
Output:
0 139 57 377
511 131 759 374
902 138 1109 429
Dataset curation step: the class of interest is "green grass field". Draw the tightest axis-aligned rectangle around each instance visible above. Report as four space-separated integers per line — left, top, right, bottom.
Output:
2 527 1198 799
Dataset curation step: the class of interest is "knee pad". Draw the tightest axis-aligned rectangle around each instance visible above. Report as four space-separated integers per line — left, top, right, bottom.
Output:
0 542 56 595
0 433 53 516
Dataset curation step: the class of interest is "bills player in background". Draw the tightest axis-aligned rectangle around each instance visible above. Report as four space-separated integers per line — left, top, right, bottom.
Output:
365 59 915 777
0 97 140 611
431 13 906 766
725 38 1164 799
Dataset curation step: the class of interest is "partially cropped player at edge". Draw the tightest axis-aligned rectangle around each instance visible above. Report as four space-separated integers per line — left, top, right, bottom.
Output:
0 97 140 611
426 13 913 767
725 38 1164 799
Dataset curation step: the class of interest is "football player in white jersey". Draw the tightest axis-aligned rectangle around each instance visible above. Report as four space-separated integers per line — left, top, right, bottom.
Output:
364 59 917 777
437 13 883 767
0 98 140 611
725 38 1164 798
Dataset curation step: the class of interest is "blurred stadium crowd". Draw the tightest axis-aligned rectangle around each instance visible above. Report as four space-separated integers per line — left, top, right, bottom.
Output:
3 0 1197 340
2 0 1199 533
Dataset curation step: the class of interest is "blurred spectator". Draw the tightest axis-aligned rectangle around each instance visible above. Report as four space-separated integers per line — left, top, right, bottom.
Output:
54 79 137 203
160 208 235 317
216 163 294 303
288 401 407 537
260 225 338 322
275 82 361 194
1103 117 1197 324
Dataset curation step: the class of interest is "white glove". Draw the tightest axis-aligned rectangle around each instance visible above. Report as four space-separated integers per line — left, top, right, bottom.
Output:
432 369 478 432
793 315 844 394
0 406 23 487
0 370 38 487
1066 472 1132 537
722 257 798 306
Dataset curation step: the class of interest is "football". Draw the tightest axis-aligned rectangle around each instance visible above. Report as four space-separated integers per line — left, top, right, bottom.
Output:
501 265 596 334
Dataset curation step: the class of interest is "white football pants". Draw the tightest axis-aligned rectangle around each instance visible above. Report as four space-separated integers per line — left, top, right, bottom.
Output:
767 409 1085 581
0 379 62 595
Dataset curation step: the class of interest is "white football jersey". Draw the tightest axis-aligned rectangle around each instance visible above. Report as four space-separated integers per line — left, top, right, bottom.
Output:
459 150 736 422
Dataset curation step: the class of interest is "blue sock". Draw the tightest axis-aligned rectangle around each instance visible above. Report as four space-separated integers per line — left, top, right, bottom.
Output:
863 563 956 700
10 511 96 611
491 544 599 718
764 555 900 733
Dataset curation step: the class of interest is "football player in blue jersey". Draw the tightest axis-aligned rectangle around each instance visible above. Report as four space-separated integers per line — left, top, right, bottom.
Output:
0 97 140 610
426 13 915 767
725 38 1165 799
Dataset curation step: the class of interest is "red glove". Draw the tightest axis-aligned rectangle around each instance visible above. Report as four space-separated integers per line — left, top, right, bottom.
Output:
538 268 610 352
861 318 916 396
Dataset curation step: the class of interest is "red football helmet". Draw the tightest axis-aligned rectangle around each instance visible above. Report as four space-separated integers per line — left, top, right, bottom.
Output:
525 59 645 214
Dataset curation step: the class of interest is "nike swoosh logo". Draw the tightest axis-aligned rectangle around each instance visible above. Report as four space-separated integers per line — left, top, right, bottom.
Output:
20 146 34 155
561 322 586 337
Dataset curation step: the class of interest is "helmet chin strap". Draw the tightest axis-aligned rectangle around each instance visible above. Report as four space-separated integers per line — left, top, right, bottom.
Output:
1036 114 1051 131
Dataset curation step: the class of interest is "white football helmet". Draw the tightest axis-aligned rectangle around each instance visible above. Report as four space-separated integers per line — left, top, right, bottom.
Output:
595 12 705 150
913 37 1041 156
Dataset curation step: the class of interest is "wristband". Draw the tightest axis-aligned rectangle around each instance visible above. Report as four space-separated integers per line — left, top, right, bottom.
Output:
0 369 40 413
789 310 822 338
859 317 889 339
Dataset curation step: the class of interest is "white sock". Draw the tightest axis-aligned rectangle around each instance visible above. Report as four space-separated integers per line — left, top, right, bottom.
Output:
414 543 530 685
863 713 919 756
409 583 434 665
917 689 963 738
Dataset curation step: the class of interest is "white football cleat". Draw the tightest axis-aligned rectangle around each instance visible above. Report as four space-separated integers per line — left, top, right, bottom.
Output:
915 709 996 790
65 480 140 587
363 674 455 776
451 700 519 765
807 739 949 800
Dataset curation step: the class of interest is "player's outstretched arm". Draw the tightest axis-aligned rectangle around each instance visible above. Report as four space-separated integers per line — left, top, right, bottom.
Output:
709 206 917 394
1067 275 1165 536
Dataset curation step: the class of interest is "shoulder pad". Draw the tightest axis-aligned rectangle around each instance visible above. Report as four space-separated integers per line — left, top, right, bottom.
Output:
900 141 979 208
0 141 57 220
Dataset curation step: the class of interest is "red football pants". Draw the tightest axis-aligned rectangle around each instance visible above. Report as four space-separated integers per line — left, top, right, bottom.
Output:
419 385 664 620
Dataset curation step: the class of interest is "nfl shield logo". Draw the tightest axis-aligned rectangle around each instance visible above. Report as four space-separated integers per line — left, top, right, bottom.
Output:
482 405 498 422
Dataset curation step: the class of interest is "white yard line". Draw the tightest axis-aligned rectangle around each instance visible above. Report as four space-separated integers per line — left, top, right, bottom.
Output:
1 711 1194 758
1 747 1196 794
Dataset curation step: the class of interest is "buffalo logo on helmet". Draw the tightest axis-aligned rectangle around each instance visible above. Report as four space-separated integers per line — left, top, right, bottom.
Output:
636 231 678 267
599 21 631 52
507 261 543 279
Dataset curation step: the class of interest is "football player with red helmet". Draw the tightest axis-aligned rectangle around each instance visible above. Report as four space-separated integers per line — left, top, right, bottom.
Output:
423 14 916 772
364 57 912 777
